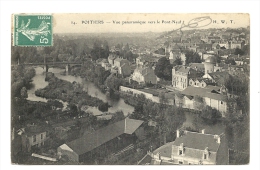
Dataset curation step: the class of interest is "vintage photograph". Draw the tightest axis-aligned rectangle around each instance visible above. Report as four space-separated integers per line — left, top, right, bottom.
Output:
11 13 250 165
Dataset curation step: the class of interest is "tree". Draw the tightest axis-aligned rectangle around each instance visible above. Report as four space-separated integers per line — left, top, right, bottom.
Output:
154 48 165 55
154 57 172 80
110 111 125 124
242 44 250 55
185 50 201 65
124 43 130 51
172 57 182 66
47 99 63 109
98 102 109 112
193 95 204 111
234 48 245 56
158 106 186 143
20 87 28 99
69 104 78 117
159 92 168 105
125 51 134 61
105 74 124 91
200 106 222 124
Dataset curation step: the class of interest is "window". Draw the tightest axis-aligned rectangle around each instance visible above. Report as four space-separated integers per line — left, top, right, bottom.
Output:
179 150 183 155
204 153 207 159
33 135 36 143
179 161 183 164
41 133 43 140
221 101 223 104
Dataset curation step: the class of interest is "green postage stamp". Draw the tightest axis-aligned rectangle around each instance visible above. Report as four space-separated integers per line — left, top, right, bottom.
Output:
13 14 53 46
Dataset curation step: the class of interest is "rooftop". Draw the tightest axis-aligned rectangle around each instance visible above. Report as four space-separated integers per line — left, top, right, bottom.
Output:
24 125 49 137
153 141 175 158
174 131 220 152
205 56 216 63
181 85 228 101
64 118 143 155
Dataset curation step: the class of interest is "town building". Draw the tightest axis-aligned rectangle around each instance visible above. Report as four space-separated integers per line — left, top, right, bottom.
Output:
57 118 144 163
169 52 185 65
108 54 131 77
172 65 204 90
147 129 229 165
188 63 205 73
176 85 230 114
189 78 215 88
131 66 157 84
203 55 216 74
20 125 50 152
136 55 160 66
203 71 232 87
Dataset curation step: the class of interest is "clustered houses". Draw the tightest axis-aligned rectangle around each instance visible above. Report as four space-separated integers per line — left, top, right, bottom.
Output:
138 129 229 165
136 55 159 66
105 54 131 77
171 55 239 114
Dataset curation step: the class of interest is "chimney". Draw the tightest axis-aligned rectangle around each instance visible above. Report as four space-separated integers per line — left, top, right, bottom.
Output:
217 136 220 143
176 129 180 138
201 129 205 134
214 135 221 144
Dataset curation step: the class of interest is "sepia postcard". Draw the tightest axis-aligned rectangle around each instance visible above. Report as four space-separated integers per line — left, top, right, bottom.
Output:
11 13 250 165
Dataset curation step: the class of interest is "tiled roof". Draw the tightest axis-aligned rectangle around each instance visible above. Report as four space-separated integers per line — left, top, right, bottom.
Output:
153 141 175 158
24 126 48 137
177 147 217 163
66 118 143 155
134 66 154 76
189 63 205 72
181 85 228 101
208 71 231 85
124 118 144 134
174 131 220 152
138 154 152 165
177 66 192 74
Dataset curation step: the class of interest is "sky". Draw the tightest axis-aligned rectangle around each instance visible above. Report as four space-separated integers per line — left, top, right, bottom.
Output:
53 13 250 33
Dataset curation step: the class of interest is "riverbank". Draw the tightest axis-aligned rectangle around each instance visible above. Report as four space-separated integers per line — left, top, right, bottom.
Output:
35 72 107 109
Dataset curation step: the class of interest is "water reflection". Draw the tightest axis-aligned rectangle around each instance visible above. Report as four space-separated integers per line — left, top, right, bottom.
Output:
27 67 134 116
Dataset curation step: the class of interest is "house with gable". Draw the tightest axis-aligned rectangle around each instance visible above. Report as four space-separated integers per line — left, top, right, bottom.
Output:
203 71 232 87
172 65 204 90
144 129 229 165
132 66 157 84
20 125 50 152
108 54 131 77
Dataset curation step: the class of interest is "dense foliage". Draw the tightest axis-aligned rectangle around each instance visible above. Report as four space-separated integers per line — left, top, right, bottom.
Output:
35 73 105 107
154 57 173 80
185 50 201 65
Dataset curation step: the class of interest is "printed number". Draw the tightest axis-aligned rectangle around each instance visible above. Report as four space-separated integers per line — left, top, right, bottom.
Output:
40 36 48 44
38 16 50 20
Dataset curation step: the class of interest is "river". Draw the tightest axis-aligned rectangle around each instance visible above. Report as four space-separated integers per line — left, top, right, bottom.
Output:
27 67 134 116
26 67 225 134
